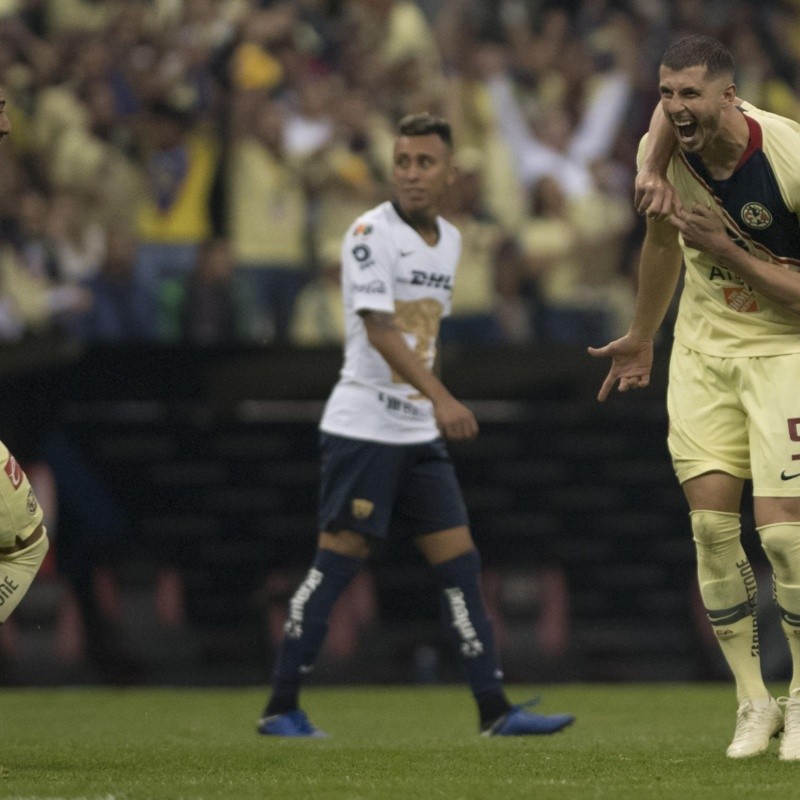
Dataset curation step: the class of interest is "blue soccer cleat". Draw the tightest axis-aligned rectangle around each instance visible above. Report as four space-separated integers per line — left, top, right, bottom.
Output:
257 709 329 738
483 698 575 736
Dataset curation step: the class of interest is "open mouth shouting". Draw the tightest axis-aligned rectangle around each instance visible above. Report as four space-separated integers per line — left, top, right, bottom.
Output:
674 118 699 145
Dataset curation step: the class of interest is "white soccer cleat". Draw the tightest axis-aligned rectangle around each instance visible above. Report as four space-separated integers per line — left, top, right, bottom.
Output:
726 696 783 758
778 689 800 761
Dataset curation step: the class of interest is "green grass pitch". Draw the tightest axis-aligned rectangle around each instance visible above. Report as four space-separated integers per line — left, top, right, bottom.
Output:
1 683 797 799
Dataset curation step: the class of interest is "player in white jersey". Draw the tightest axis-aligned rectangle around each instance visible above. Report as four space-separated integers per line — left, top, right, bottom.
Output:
0 91 49 625
319 198 462 444
258 113 574 738
591 35 800 759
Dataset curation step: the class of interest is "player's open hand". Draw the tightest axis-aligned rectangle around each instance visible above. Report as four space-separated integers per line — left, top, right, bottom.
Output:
634 167 682 220
433 395 479 440
668 203 732 258
587 335 654 402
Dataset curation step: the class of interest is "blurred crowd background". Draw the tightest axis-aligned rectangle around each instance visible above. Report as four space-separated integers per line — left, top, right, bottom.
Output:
1 0 799 351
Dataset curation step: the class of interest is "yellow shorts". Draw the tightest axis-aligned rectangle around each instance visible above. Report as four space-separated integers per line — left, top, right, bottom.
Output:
0 439 44 550
667 344 800 496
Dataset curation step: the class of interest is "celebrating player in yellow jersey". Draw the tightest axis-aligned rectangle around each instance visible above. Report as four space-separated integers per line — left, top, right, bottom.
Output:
0 90 50 625
591 34 800 760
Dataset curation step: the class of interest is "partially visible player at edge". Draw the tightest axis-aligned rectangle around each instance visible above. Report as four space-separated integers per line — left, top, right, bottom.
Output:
259 112 574 738
0 89 50 626
590 35 800 759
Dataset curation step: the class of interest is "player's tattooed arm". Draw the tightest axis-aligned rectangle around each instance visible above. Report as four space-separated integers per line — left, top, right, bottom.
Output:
360 310 477 439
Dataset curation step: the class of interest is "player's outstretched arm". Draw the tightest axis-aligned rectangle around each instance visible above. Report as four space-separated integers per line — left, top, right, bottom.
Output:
587 335 655 402
361 310 478 440
588 216 683 401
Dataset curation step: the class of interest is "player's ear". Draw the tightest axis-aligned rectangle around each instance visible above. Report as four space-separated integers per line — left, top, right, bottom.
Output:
722 82 737 107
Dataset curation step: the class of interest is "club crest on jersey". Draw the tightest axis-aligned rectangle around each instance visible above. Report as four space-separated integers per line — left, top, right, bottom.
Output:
351 498 374 519
741 202 772 230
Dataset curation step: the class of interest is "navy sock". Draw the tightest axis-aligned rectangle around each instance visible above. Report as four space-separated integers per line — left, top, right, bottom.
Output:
265 549 364 716
432 550 511 727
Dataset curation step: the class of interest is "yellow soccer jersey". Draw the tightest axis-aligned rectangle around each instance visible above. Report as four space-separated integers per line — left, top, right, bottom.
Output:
227 140 308 266
0 440 43 548
639 104 800 357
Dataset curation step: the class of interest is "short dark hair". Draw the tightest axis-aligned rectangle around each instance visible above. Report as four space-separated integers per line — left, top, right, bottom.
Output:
661 34 734 80
397 113 453 148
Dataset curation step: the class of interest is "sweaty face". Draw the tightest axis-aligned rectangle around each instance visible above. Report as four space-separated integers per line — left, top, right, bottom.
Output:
658 65 732 153
392 134 454 218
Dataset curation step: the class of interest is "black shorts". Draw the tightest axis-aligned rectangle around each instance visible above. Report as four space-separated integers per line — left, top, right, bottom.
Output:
318 432 469 540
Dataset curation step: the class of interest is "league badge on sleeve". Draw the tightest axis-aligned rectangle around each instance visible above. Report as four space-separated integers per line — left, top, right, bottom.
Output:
4 455 23 490
352 244 374 269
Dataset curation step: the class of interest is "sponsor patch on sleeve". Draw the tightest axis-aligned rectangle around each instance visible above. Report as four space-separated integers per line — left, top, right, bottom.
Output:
4 455 23 490
352 279 386 294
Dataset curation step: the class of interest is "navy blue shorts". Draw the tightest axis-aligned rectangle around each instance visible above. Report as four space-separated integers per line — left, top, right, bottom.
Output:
317 432 469 540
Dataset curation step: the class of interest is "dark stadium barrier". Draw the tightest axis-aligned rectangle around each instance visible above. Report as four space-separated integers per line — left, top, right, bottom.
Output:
0 341 775 686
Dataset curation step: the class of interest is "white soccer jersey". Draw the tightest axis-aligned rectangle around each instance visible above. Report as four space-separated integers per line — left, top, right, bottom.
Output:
320 201 461 444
